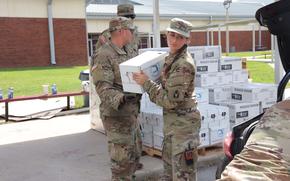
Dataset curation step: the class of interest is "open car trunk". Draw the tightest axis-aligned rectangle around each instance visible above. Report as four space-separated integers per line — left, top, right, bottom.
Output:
218 1 290 180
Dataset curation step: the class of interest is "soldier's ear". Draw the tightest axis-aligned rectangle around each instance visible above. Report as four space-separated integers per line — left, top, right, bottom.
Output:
186 38 191 45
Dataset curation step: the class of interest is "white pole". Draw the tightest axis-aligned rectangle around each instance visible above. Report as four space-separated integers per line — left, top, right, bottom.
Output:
218 26 221 48
258 24 262 47
274 36 284 84
252 24 256 59
273 0 284 85
226 8 229 55
153 0 161 48
207 29 210 46
211 29 214 45
271 35 275 63
47 0 56 65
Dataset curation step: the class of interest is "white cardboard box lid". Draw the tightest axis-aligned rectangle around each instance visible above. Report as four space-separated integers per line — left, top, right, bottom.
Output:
120 51 167 67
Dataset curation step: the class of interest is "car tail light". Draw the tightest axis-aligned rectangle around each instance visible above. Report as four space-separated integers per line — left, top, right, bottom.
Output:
223 131 234 159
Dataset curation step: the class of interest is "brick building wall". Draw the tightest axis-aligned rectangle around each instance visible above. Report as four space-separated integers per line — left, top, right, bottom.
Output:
0 17 87 68
189 30 271 52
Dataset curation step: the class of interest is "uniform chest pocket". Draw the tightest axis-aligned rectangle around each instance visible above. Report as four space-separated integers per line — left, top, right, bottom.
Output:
165 70 191 101
166 71 186 87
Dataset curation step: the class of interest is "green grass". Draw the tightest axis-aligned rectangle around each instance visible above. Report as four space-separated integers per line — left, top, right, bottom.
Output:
223 50 271 58
247 61 290 87
247 61 275 83
0 66 89 107
0 60 286 109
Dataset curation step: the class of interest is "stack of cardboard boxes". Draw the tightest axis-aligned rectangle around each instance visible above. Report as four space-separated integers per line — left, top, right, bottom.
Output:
192 46 276 147
120 47 277 151
138 93 164 150
119 51 166 150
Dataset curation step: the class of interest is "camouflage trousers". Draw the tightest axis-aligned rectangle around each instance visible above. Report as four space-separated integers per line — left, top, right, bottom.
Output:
102 115 142 181
161 110 201 181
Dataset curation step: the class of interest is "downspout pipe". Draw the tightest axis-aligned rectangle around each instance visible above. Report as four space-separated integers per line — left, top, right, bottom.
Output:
85 1 91 65
48 0 56 65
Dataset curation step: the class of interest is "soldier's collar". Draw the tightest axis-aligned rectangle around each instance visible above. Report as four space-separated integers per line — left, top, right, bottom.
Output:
110 42 127 55
169 47 187 56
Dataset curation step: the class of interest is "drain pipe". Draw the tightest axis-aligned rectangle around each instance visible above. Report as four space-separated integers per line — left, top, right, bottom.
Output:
48 0 56 65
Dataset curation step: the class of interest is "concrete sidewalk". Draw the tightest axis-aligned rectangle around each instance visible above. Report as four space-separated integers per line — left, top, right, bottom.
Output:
0 113 222 181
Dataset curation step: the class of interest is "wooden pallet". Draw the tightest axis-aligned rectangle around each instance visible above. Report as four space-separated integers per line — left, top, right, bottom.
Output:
142 146 162 157
143 144 222 157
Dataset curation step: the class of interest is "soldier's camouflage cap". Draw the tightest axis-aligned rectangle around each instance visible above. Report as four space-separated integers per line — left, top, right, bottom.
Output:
166 18 193 38
117 4 135 17
109 16 134 32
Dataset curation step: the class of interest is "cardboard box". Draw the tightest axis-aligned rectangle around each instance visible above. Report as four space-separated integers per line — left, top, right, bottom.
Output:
217 101 260 126
200 116 209 130
219 71 233 85
140 112 154 147
209 126 230 145
195 87 209 104
198 103 209 129
196 72 220 87
217 105 230 127
142 129 154 147
139 47 169 54
202 46 222 59
139 45 221 60
189 46 222 59
196 72 232 87
153 132 164 150
208 86 232 104
140 112 153 132
232 69 249 84
260 100 276 113
140 93 163 113
232 83 277 102
198 128 210 147
207 104 220 128
152 112 164 133
120 51 167 93
199 104 220 128
219 57 242 71
189 50 203 61
195 59 219 73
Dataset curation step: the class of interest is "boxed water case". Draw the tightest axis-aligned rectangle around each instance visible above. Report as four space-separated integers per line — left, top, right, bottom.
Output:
119 51 167 93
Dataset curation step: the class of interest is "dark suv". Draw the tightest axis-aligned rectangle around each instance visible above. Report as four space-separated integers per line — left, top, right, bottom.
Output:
216 0 290 178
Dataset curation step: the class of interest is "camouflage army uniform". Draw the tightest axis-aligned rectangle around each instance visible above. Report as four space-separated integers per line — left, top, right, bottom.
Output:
91 17 141 181
95 26 139 57
218 99 290 181
143 47 201 180
95 4 139 55
95 28 111 50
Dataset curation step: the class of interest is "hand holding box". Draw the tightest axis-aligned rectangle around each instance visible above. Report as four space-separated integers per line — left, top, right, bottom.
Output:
120 51 167 93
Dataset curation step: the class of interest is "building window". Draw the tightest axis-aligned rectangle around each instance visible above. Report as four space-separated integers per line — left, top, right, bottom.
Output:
139 37 149 49
88 33 100 57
